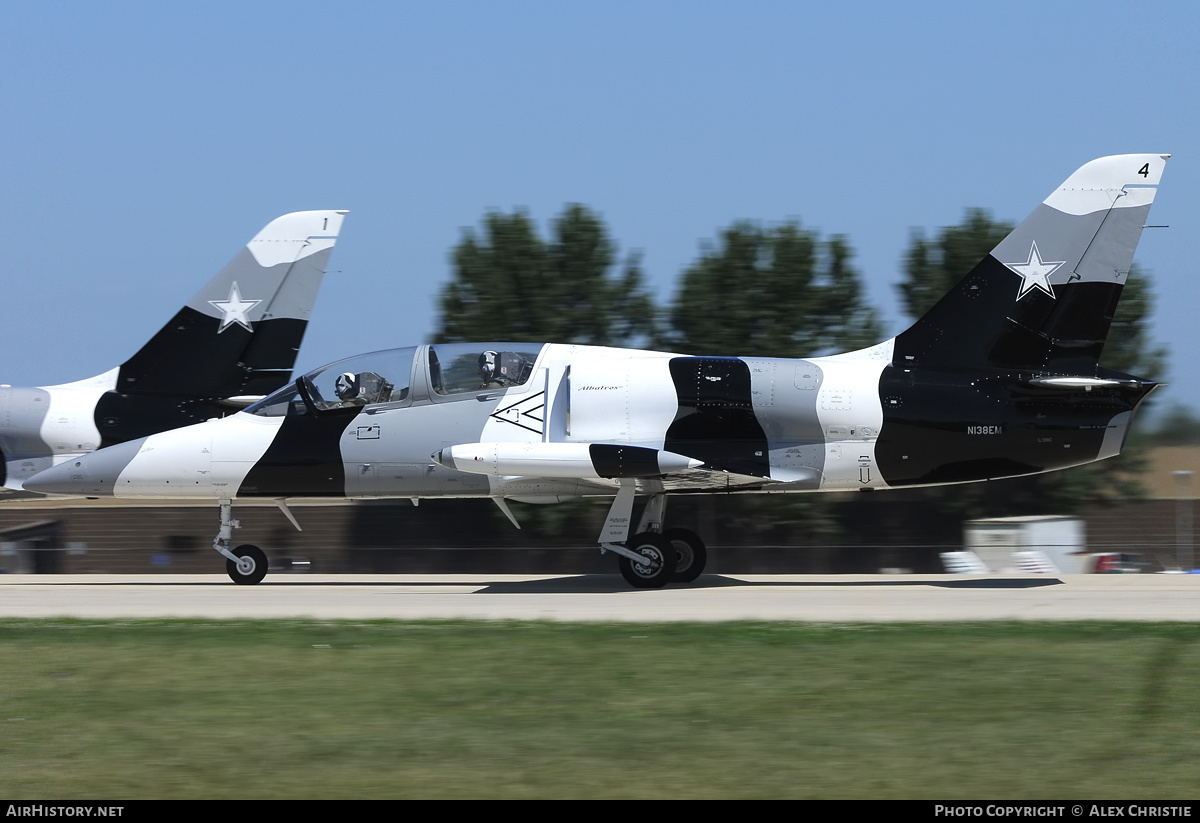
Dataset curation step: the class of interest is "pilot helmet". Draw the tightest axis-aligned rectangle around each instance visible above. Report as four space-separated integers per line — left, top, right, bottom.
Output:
478 350 499 381
334 372 358 400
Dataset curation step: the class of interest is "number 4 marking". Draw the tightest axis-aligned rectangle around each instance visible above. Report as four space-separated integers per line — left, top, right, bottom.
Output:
1138 163 1150 178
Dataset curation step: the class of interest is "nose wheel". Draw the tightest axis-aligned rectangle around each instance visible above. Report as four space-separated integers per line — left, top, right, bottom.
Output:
226 544 269 585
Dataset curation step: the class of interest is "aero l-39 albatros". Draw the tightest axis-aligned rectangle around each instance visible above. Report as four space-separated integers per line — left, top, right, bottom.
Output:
1 211 346 491
26 156 1168 587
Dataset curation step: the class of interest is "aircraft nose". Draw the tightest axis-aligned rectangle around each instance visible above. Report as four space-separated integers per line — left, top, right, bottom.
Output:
24 438 146 497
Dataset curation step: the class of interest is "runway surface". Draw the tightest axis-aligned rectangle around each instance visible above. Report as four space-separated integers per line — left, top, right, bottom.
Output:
1 573 1198 621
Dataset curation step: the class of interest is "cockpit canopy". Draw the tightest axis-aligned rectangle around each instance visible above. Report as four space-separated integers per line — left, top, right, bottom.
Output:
244 343 541 418
428 343 538 395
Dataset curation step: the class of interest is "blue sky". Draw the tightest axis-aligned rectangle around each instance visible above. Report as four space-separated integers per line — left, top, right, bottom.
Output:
3 2 1198 414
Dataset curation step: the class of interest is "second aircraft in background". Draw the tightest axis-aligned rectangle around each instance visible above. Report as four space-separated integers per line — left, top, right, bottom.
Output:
1 210 347 491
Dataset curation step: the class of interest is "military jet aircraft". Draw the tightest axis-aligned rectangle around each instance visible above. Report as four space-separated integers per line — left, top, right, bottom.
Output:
25 155 1168 588
1 210 347 491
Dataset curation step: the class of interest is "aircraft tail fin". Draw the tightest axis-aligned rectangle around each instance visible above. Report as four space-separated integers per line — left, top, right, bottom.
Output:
114 210 347 397
893 155 1168 375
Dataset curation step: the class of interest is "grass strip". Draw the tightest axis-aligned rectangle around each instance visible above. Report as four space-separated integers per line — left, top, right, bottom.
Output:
1 620 1198 799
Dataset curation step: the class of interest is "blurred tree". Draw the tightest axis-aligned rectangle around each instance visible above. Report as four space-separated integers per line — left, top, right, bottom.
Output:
897 210 1169 516
435 205 655 346
662 221 882 357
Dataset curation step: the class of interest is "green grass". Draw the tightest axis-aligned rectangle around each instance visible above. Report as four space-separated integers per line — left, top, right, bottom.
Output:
1 620 1198 798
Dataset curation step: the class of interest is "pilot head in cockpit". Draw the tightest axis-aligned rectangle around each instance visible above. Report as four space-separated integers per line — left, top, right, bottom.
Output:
478 351 503 388
335 372 361 404
478 350 532 389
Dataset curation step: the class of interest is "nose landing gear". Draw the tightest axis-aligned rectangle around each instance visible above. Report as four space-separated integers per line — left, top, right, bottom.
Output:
211 498 273 585
227 544 269 585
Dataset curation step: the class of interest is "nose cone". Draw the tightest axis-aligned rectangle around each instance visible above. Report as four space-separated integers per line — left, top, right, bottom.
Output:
24 438 146 497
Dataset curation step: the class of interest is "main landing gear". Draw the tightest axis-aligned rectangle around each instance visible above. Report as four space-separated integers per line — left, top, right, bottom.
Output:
617 533 676 588
599 482 708 589
661 527 707 584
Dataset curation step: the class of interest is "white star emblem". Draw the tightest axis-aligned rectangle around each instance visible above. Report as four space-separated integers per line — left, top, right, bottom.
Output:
208 282 262 332
1005 241 1066 301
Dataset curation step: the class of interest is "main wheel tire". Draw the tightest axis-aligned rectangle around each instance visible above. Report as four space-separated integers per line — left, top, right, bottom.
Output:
618 533 677 589
226 544 269 586
662 528 707 583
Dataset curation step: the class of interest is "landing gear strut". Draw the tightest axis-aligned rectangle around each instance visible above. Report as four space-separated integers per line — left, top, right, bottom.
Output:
212 498 270 585
599 483 707 588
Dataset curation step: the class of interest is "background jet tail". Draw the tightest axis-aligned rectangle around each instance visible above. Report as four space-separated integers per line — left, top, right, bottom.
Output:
892 155 1169 375
114 210 348 398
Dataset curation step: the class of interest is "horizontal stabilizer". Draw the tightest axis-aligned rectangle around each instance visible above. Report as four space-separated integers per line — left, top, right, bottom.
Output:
215 395 267 408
